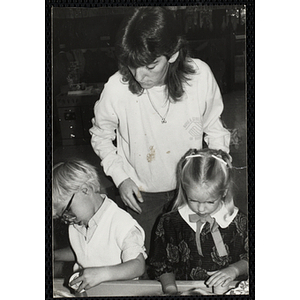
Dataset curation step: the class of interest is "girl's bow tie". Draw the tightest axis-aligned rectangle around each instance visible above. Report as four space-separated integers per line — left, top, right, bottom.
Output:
188 214 228 257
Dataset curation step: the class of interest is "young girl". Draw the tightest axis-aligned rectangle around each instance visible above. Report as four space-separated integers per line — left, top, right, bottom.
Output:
148 148 248 293
53 160 147 294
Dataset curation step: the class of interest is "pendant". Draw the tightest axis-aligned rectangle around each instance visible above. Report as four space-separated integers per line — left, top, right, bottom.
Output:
161 118 167 124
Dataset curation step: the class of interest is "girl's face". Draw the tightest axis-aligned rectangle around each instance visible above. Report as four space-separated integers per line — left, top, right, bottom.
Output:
128 55 170 89
185 184 222 217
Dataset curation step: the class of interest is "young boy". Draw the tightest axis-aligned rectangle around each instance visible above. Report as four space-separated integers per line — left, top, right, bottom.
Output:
53 160 147 293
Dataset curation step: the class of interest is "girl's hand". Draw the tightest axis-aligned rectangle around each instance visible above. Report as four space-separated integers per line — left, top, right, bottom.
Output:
118 178 144 214
70 267 106 293
206 266 238 287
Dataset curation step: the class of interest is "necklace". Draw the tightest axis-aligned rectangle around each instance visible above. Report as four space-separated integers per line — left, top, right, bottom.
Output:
146 89 171 124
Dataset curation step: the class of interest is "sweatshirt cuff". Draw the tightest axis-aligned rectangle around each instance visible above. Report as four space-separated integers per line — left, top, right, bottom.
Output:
205 134 231 153
109 168 130 188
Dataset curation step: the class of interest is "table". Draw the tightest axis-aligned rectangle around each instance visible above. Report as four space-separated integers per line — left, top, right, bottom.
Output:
53 278 240 297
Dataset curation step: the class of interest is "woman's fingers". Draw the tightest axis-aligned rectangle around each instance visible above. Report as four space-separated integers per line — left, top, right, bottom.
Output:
119 179 143 213
126 196 142 213
133 188 144 203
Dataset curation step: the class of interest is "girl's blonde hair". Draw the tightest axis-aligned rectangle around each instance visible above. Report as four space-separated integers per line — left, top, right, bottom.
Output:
52 160 101 217
173 148 235 215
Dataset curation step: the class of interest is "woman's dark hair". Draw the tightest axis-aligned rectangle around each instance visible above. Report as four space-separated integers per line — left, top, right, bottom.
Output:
115 6 195 101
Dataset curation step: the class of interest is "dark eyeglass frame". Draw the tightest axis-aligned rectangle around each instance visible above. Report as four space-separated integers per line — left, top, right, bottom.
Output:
60 193 75 222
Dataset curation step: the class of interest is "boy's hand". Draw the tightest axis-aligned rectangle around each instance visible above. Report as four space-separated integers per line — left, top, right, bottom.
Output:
205 266 238 288
118 178 144 214
70 267 106 293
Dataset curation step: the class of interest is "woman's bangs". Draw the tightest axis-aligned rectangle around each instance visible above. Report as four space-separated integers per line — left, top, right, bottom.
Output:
122 46 156 69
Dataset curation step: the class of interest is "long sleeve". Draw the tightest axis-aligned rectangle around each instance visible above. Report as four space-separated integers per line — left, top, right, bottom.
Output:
90 60 231 192
148 215 176 279
233 212 248 263
89 76 130 188
200 64 230 153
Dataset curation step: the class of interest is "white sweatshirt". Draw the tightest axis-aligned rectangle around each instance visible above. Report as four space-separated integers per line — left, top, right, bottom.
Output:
90 58 230 192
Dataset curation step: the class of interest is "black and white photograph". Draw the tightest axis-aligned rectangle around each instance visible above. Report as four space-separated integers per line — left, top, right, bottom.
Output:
8 1 300 300
49 3 252 298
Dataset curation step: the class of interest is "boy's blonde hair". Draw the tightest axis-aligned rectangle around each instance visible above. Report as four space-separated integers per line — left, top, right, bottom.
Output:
173 148 235 216
52 160 101 217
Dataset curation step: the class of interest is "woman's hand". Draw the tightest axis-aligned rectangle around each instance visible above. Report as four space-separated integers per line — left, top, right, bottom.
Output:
205 266 238 287
118 178 144 214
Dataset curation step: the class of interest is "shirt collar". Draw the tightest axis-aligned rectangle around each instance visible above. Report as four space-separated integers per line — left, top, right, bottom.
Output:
88 194 109 226
72 194 109 242
178 202 238 232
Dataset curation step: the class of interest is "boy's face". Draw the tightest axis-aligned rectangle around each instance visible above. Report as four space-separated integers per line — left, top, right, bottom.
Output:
60 191 95 226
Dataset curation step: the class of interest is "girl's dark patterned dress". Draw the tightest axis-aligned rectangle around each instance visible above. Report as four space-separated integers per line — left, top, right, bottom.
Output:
148 209 248 280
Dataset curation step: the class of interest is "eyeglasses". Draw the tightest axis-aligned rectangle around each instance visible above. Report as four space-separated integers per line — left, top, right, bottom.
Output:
60 193 76 224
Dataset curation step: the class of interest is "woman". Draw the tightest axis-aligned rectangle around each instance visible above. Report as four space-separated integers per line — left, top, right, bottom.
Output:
89 7 230 254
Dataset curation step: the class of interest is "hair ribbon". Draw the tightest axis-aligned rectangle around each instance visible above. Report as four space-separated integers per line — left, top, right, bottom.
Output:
185 154 204 159
211 155 227 166
185 153 227 166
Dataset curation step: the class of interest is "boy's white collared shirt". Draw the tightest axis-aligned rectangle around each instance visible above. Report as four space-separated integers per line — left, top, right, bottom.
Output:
69 195 147 271
72 194 111 243
178 202 239 233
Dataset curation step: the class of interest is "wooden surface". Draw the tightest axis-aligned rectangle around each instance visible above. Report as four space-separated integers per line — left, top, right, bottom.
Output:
53 278 239 297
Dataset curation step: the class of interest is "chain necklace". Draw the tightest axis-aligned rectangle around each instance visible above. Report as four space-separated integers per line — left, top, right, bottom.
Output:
146 89 171 124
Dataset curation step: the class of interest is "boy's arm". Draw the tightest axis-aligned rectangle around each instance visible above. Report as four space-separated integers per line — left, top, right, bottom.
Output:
103 252 146 281
70 253 145 293
54 246 76 262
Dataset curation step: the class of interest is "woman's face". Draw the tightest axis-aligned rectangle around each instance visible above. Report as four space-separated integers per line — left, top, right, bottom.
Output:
185 184 222 217
128 55 170 89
